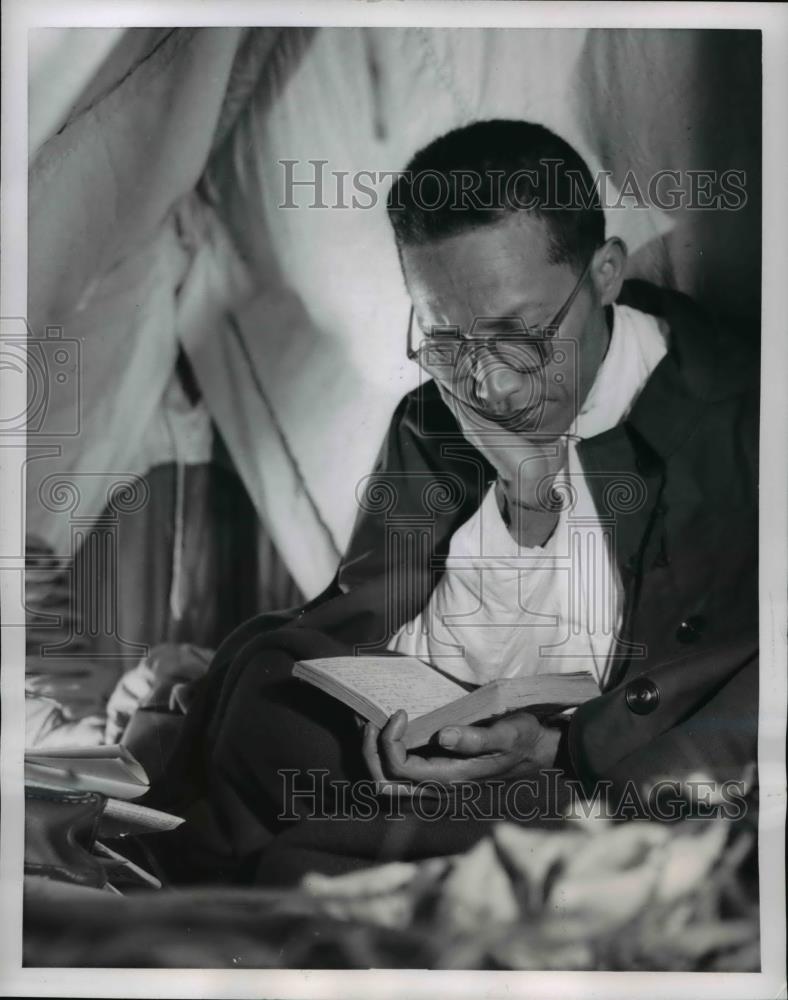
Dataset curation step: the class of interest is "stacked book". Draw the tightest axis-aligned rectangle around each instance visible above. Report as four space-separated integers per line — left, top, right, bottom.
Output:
24 744 182 893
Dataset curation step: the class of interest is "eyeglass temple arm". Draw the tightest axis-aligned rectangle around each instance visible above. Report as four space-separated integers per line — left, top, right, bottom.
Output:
547 256 594 332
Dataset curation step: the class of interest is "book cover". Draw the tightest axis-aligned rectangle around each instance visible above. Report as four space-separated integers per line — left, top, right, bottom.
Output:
24 744 150 801
293 656 598 749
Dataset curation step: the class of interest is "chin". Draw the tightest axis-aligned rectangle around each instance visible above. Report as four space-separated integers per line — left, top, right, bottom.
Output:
509 398 571 438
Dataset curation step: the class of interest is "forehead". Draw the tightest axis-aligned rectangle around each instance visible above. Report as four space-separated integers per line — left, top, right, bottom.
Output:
401 213 568 319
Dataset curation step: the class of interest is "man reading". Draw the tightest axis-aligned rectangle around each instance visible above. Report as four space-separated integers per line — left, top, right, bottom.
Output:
149 120 759 885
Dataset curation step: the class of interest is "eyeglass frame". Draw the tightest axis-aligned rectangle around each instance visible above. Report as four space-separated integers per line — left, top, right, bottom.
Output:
405 253 595 375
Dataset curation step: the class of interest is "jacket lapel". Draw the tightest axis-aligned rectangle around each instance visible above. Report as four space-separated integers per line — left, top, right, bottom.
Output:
576 278 751 575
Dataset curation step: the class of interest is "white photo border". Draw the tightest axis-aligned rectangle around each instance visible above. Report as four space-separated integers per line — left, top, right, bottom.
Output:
1 2 786 997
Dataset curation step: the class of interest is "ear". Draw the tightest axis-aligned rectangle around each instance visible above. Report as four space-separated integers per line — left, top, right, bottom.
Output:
591 237 628 306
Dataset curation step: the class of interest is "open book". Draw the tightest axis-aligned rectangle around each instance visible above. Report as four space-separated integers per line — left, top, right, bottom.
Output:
293 656 599 750
24 744 150 801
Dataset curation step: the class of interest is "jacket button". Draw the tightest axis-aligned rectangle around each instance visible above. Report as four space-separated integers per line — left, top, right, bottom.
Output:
625 677 660 715
675 615 705 644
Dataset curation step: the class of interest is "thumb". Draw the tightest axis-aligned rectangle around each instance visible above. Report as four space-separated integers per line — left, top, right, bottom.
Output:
437 719 520 756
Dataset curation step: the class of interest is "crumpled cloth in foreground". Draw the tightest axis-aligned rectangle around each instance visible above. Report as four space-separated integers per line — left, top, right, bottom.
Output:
24 812 759 970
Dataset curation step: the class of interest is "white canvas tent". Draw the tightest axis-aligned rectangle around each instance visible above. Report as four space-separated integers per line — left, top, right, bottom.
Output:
27 25 760 616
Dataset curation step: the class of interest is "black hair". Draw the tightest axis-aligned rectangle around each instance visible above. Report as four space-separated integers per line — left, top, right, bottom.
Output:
387 119 605 272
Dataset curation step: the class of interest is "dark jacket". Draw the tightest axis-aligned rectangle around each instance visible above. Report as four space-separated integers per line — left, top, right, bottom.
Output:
150 279 759 819
333 279 760 791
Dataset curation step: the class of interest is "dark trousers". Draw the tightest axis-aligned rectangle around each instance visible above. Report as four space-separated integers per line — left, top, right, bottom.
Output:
148 625 574 887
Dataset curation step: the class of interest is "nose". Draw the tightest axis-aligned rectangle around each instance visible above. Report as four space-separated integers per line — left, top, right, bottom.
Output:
472 360 527 413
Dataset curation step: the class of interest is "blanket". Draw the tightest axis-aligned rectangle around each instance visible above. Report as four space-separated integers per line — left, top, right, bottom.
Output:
23 810 759 970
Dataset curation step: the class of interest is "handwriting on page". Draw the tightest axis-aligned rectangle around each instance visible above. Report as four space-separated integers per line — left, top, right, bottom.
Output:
316 657 466 718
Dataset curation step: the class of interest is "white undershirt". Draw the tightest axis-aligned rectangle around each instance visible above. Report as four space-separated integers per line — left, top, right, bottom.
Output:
387 303 668 689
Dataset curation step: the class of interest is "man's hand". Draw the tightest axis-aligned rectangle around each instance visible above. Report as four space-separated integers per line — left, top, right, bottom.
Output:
435 380 567 510
362 709 562 793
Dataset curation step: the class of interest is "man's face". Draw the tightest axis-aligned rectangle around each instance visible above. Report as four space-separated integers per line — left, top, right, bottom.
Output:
401 212 610 438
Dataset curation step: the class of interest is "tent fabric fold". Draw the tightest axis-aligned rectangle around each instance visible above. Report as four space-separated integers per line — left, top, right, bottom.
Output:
27 26 761 603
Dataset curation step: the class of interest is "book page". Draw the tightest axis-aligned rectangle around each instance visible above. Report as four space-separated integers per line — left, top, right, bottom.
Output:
100 798 184 836
298 656 470 719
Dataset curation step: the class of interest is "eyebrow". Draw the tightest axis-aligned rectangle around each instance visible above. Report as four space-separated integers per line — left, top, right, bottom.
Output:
506 296 548 314
470 299 550 332
415 298 550 336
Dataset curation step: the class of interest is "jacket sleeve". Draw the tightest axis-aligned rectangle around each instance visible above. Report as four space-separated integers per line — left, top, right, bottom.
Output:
567 632 759 795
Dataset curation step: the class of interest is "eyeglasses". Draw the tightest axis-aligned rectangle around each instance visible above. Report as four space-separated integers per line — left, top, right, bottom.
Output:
406 255 593 377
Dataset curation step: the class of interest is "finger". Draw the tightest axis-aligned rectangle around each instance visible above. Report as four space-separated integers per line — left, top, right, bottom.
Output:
362 723 387 785
378 709 409 775
378 710 452 787
377 710 521 785
437 719 520 756
365 719 425 796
